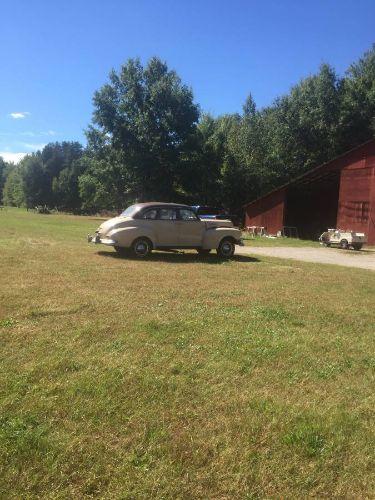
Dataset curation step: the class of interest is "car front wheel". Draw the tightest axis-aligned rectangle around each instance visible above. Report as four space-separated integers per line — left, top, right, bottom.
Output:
216 238 235 259
131 237 152 258
339 239 349 250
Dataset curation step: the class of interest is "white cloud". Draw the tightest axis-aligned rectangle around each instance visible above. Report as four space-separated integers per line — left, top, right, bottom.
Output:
9 112 30 119
0 151 27 163
9 130 57 138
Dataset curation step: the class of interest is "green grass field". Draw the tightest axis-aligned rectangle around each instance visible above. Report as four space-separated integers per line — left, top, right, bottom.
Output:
1 208 374 498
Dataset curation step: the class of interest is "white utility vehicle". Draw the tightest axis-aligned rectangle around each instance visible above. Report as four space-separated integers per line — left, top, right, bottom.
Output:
319 229 367 250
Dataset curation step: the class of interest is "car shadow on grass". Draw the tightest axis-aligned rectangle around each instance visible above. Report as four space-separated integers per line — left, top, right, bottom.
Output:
97 250 260 264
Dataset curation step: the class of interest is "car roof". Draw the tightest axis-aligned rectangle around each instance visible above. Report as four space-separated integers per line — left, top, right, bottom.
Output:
135 202 192 209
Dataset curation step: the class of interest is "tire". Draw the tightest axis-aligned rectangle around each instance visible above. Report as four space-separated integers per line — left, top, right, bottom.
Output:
131 237 152 258
216 238 235 259
353 244 362 251
339 239 349 250
197 249 211 255
114 246 129 257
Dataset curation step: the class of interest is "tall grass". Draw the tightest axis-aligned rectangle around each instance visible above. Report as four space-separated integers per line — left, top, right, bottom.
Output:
0 208 374 497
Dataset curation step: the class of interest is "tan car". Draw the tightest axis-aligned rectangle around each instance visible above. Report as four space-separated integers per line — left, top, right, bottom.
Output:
88 202 243 258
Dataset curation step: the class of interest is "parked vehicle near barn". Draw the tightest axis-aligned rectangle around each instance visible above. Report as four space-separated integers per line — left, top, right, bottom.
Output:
191 205 224 219
319 229 367 250
191 205 242 227
88 202 243 258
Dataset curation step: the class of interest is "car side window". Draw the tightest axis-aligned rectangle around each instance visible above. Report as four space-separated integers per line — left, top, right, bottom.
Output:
142 209 157 220
179 209 198 221
159 209 177 220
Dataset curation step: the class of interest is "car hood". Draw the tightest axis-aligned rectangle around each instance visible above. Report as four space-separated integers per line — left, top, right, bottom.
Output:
203 218 233 228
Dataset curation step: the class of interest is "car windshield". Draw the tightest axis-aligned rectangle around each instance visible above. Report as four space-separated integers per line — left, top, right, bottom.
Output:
120 205 140 218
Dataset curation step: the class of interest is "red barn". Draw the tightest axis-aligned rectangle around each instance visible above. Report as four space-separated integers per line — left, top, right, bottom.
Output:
244 139 375 245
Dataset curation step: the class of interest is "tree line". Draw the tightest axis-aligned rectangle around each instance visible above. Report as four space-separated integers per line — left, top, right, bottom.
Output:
1 45 374 213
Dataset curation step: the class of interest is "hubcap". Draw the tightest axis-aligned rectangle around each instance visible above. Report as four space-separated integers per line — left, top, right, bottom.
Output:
222 242 232 255
135 241 148 255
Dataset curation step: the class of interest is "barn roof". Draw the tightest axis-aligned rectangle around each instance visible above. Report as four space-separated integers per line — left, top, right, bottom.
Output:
243 137 375 208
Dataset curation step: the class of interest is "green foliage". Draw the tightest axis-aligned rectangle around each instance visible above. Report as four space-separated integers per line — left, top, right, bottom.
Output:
40 141 83 208
78 149 135 211
183 113 239 205
208 49 375 211
2 47 375 214
339 44 375 148
52 156 86 212
2 142 84 210
0 157 9 204
84 57 200 205
2 165 25 207
21 154 46 208
0 318 16 328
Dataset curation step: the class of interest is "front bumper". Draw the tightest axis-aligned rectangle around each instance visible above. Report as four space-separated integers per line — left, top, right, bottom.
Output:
87 234 116 246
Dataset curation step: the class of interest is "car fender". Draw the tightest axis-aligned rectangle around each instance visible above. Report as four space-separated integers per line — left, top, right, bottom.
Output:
202 227 242 249
107 226 156 248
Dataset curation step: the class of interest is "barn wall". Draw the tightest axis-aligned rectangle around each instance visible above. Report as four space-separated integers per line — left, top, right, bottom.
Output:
337 142 375 245
245 189 285 234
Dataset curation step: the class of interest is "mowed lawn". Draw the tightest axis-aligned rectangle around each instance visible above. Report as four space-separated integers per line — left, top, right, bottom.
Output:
243 235 320 247
0 209 374 498
243 235 375 250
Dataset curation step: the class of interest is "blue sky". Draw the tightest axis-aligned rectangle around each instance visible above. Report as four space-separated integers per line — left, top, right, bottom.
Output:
1 0 374 163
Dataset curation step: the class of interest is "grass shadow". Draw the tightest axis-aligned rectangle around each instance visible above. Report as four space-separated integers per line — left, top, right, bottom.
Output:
97 250 260 264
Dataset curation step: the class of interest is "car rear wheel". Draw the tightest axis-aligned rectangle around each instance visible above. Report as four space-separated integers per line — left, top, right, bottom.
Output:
131 237 152 258
216 238 235 259
352 244 362 251
339 239 349 250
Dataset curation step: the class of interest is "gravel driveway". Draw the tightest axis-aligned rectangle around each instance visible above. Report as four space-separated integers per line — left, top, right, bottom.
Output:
237 246 375 271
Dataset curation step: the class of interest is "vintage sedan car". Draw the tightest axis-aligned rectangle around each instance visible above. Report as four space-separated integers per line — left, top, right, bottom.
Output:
88 202 243 258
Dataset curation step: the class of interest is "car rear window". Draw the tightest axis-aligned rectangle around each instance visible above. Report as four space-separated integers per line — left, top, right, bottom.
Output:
159 209 177 220
142 209 158 219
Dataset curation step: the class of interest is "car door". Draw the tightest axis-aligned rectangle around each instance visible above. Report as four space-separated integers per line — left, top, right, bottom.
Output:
152 208 179 247
177 208 205 246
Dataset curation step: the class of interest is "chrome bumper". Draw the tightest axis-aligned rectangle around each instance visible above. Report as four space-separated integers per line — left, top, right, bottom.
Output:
87 234 116 246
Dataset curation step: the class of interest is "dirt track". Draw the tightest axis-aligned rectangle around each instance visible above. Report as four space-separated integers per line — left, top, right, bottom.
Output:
237 246 375 271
